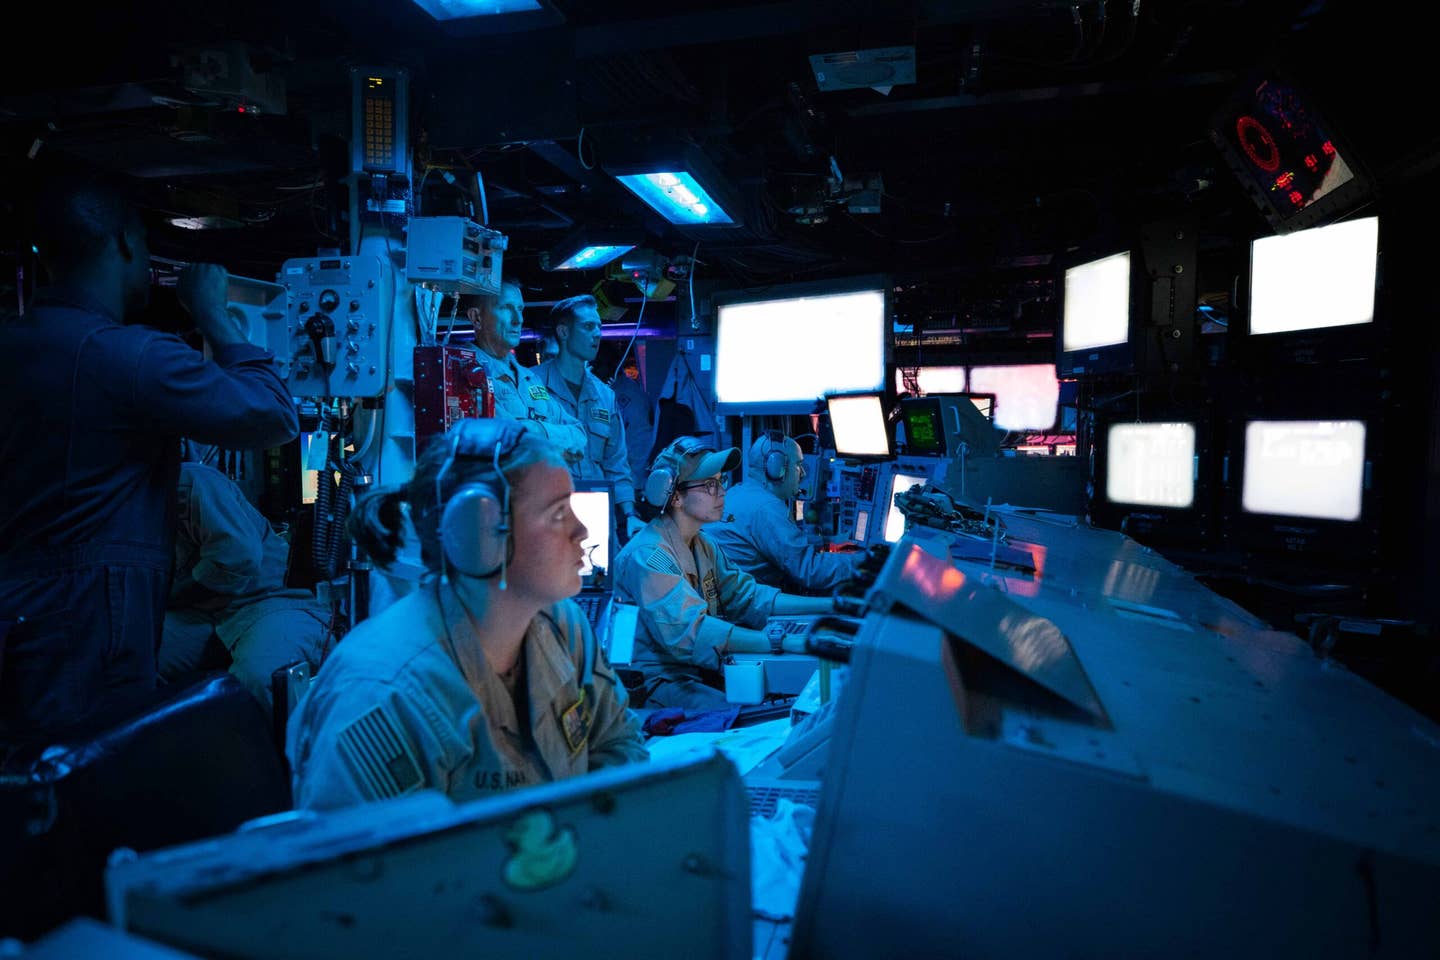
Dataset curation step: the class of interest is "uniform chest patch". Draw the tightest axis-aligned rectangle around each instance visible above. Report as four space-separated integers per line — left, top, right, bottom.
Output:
590 408 611 423
528 385 550 401
559 691 593 755
702 571 719 604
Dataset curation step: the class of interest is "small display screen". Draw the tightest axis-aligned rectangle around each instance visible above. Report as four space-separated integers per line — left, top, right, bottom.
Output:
828 393 891 458
903 405 944 456
884 473 927 543
968 364 1059 431
1242 420 1366 522
854 510 869 543
1105 422 1196 509
571 488 613 576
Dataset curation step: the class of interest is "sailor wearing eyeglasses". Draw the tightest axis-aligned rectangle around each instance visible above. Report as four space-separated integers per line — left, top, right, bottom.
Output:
612 436 836 711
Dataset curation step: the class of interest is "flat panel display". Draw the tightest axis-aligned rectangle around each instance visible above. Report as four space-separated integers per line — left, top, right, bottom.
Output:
828 393 892 459
1062 252 1131 352
715 286 886 413
883 473 928 543
571 486 613 576
1105 422 1196 509
1241 420 1366 522
1249 216 1378 336
968 364 1059 431
894 365 967 396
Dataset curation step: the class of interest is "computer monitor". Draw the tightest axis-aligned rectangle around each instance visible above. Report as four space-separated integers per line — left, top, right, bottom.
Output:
826 392 893 460
1223 411 1376 563
882 471 928 543
1057 249 1140 378
106 753 752 960
968 364 1060 431
897 395 999 459
714 276 888 415
1241 419 1366 523
1207 65 1374 236
894 364 967 397
1090 416 1216 546
1239 215 1382 365
570 482 614 578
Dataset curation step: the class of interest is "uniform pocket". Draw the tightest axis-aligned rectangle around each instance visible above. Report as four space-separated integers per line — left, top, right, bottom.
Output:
0 604 79 731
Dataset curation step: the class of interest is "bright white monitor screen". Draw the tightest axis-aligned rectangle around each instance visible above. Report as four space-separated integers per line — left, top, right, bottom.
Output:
968 364 1060 431
828 394 890 458
1242 420 1366 522
715 289 886 411
571 488 613 576
1062 251 1131 352
1249 216 1379 335
884 473 928 543
894 365 967 396
1105 422 1196 509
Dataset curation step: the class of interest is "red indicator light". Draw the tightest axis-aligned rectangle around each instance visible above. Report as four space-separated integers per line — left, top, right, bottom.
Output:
1273 171 1294 190
1321 140 1336 157
1236 116 1280 173
1288 190 1304 206
238 105 246 114
1303 154 1318 171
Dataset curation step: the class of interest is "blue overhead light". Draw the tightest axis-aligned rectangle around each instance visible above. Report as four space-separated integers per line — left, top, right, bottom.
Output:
407 0 540 19
615 172 735 226
555 244 636 271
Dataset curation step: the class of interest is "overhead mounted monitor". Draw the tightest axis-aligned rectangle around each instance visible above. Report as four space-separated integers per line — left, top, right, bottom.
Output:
1208 67 1373 235
715 278 888 415
1241 419 1366 522
1058 250 1138 378
826 392 893 460
1105 422 1196 509
1249 216 1379 336
894 365 967 397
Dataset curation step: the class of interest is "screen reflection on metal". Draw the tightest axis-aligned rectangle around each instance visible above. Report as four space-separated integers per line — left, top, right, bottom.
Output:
1101 560 1161 604
880 540 1106 722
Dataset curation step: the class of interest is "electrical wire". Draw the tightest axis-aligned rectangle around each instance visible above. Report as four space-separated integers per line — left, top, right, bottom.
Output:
474 171 489 226
610 289 648 383
577 127 595 171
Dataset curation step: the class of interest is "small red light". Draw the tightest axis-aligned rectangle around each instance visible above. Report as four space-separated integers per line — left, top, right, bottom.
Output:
1322 140 1336 157
1274 171 1294 190
1303 154 1318 171
1288 190 1304 206
238 105 246 113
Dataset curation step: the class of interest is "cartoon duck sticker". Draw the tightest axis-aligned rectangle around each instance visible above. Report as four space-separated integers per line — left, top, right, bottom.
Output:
501 809 579 891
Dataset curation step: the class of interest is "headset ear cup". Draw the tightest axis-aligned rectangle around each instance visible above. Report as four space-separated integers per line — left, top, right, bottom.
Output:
644 465 676 508
765 449 787 482
440 483 506 577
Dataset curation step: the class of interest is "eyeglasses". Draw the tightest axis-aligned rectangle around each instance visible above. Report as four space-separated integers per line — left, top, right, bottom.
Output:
679 476 729 496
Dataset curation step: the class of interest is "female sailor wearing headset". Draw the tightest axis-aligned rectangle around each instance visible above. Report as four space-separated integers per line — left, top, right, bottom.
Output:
287 419 646 811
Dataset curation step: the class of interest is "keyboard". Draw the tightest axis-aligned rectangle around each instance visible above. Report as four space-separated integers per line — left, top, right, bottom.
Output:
573 592 611 632
745 780 822 819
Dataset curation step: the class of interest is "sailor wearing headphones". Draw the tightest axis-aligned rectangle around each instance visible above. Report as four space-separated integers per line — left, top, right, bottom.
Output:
709 431 862 594
612 436 839 712
287 420 646 811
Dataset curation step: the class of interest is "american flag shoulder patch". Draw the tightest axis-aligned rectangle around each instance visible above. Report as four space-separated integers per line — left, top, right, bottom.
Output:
645 548 682 576
337 705 424 800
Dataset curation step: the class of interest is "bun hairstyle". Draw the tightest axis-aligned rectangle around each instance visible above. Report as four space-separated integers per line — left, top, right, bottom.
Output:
348 421 566 571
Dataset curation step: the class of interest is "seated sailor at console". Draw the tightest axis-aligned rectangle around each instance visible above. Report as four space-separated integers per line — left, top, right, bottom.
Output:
709 430 861 594
287 419 646 811
612 437 837 712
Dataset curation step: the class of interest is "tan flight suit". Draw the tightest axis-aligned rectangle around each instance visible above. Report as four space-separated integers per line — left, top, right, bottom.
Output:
612 513 780 711
287 584 647 810
473 350 589 463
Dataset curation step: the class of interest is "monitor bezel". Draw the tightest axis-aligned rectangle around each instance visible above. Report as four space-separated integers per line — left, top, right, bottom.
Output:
1220 404 1379 564
1056 246 1144 379
1233 213 1386 368
713 274 891 416
1089 408 1218 546
825 390 895 462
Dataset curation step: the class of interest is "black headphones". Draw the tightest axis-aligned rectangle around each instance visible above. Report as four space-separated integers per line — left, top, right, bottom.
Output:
762 429 790 483
644 436 714 508
436 419 528 584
